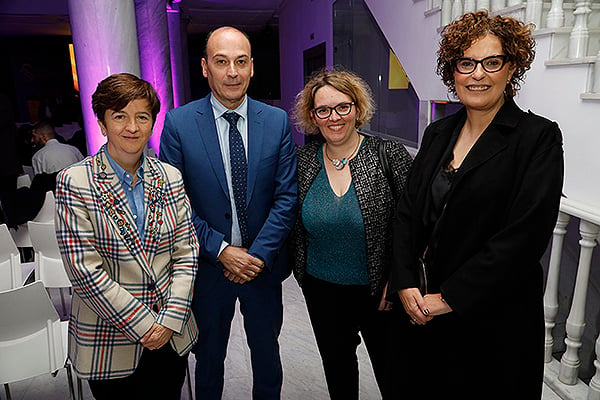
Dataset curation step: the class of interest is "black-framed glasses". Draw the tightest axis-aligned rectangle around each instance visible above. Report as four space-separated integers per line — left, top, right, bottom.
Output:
453 55 509 74
312 102 355 119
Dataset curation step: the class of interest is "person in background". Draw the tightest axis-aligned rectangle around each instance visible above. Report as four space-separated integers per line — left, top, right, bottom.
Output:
159 26 297 400
388 10 564 398
290 68 412 400
55 73 199 399
31 120 83 175
17 124 36 167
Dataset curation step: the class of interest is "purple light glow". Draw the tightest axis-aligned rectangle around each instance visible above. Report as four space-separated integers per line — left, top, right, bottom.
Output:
135 0 174 157
68 0 141 157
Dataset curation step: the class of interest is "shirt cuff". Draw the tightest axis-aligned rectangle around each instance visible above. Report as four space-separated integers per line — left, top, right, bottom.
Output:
218 240 229 259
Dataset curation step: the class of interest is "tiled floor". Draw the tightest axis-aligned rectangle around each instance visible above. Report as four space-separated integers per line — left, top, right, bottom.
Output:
2 278 380 400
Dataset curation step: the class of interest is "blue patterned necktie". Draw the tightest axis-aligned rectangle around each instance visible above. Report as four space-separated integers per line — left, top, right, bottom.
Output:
223 111 249 247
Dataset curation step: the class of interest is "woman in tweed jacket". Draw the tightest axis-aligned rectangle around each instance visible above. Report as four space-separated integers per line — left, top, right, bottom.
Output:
55 73 199 399
290 69 412 399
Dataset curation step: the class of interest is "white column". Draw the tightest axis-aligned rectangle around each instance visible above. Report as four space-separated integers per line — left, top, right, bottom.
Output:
559 220 600 384
477 0 491 11
525 0 543 27
180 15 192 105
544 212 570 363
547 0 565 28
167 1 186 109
67 0 140 156
464 0 477 12
491 0 506 12
589 334 600 400
507 0 523 6
568 0 592 58
452 0 464 20
442 0 453 25
134 0 173 154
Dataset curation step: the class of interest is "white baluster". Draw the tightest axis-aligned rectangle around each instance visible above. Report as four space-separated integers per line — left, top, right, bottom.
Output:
589 333 600 400
477 0 490 12
526 0 544 27
464 0 477 12
547 0 565 28
507 0 522 6
491 0 506 12
558 220 600 385
593 51 600 94
544 212 571 363
452 0 464 20
568 0 592 58
442 0 453 25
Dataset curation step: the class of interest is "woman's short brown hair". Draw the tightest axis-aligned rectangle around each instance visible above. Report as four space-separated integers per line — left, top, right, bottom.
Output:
436 10 536 97
92 73 160 125
292 68 375 135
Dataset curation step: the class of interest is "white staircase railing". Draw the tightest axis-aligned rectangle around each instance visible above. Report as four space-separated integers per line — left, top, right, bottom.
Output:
543 197 600 400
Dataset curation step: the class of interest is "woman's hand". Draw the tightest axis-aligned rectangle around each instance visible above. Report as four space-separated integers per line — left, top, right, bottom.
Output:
423 293 453 317
378 283 393 311
140 323 173 350
398 288 433 325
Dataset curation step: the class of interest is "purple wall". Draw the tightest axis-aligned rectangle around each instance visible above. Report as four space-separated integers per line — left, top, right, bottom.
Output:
279 0 335 145
1 0 68 15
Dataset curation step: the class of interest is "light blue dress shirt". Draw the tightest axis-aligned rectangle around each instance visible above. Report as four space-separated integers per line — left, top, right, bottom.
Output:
210 94 249 252
106 151 145 241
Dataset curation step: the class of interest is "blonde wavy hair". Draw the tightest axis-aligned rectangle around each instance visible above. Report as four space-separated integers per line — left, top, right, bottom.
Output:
292 68 375 135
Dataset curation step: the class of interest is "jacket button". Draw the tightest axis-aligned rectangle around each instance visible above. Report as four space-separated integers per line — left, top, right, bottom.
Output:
225 213 231 219
148 283 156 291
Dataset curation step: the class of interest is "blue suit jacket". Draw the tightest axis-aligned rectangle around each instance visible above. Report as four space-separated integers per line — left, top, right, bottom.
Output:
159 95 298 284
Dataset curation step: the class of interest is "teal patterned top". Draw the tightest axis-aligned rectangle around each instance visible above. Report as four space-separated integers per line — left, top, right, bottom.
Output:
302 148 368 285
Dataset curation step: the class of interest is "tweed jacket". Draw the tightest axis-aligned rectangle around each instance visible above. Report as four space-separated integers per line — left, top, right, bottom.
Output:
55 146 199 380
290 134 412 295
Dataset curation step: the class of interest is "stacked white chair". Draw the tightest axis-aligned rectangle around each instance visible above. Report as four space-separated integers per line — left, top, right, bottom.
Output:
27 220 72 318
15 174 31 189
0 224 22 291
10 190 56 251
0 281 76 399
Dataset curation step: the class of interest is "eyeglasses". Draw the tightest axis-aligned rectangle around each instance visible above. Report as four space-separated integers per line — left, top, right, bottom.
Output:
312 102 355 119
453 55 509 74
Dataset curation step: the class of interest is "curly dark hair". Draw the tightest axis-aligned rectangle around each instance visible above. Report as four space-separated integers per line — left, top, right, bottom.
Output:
436 10 536 97
292 68 375 135
92 73 160 126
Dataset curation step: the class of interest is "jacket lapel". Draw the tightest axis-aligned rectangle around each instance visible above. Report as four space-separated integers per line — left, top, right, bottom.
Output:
246 98 264 204
92 148 153 278
142 157 167 269
453 99 521 182
195 98 229 197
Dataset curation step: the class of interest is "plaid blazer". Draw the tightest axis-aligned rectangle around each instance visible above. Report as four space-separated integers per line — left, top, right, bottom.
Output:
55 146 199 380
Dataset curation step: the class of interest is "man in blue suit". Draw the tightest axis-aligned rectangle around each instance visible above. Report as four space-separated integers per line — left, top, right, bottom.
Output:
159 26 297 400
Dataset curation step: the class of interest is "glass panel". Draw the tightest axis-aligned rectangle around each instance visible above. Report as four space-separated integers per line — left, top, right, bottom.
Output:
333 0 419 148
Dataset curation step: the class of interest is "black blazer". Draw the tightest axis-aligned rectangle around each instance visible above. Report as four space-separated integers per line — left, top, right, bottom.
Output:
388 98 563 397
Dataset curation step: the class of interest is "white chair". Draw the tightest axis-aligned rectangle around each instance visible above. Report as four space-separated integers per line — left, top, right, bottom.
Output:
0 281 75 400
16 174 31 189
0 224 22 291
22 165 34 180
27 221 72 318
32 190 55 223
10 190 56 251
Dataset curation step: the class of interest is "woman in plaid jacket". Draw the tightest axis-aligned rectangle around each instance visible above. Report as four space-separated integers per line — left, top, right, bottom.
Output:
55 73 199 399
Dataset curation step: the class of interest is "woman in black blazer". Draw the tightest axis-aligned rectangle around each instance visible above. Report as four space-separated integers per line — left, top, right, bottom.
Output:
389 11 563 399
